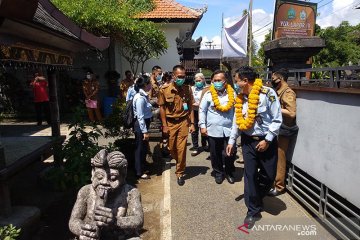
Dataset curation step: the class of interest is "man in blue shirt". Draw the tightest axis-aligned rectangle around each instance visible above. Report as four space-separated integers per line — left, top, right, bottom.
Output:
199 70 236 184
226 66 282 228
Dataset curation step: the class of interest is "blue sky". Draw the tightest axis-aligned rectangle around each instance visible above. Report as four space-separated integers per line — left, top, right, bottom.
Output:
177 0 360 49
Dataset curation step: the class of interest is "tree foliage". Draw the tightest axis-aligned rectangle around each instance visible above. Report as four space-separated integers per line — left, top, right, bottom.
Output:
119 21 168 74
51 0 168 74
314 21 360 67
253 30 271 67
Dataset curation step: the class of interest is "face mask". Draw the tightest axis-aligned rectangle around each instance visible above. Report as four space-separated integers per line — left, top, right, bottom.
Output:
213 81 224 90
233 83 240 93
195 81 204 89
86 74 91 80
271 81 280 89
156 75 162 81
175 78 185 86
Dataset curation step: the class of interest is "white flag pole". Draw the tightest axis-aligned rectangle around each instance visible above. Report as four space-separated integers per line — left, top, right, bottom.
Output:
220 12 224 70
249 0 253 67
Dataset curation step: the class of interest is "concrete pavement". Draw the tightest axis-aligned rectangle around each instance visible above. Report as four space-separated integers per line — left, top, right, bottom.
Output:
0 121 337 239
162 137 336 240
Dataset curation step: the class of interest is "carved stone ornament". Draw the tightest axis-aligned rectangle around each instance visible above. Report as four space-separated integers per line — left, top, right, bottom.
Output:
175 30 202 56
69 149 144 240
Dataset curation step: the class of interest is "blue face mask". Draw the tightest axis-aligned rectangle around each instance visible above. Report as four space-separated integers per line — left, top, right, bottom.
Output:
195 81 204 89
175 78 185 86
233 83 240 93
156 75 162 81
213 81 224 90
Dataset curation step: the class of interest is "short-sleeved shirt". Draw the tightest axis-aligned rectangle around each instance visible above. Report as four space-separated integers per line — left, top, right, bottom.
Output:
157 83 194 119
32 80 49 102
83 79 100 100
150 79 160 99
277 82 296 126
229 86 283 145
198 89 235 138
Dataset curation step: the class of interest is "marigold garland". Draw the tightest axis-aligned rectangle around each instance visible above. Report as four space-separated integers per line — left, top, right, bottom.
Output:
209 83 235 112
235 78 263 131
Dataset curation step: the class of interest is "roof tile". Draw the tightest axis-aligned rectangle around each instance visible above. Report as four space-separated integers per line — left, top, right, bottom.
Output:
139 0 202 19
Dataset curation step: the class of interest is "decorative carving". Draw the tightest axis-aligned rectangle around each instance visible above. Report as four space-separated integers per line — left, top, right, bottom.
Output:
0 43 73 66
69 149 144 240
175 30 202 60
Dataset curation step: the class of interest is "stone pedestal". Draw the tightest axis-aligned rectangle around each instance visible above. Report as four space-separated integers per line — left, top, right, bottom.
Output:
264 37 325 71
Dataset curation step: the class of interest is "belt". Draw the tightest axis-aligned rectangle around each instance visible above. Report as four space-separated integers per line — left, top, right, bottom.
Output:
242 134 265 141
167 116 188 122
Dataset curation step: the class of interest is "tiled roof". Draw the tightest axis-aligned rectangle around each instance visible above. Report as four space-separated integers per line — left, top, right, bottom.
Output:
139 0 203 19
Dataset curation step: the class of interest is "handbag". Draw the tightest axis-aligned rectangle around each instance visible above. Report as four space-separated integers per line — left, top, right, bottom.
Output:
85 99 98 109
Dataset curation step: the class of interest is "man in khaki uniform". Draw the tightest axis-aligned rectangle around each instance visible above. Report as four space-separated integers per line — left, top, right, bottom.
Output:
120 70 134 100
158 65 195 186
149 65 162 99
268 68 298 196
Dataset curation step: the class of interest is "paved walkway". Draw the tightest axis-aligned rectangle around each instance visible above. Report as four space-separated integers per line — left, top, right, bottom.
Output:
0 121 337 239
161 137 336 240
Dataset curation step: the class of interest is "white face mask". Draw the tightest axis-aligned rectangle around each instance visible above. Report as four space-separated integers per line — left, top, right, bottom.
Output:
86 74 91 80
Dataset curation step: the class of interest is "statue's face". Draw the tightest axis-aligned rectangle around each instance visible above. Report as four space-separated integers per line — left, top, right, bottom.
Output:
91 167 123 199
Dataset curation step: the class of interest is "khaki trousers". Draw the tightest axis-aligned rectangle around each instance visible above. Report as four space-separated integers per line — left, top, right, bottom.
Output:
167 118 189 177
274 135 289 191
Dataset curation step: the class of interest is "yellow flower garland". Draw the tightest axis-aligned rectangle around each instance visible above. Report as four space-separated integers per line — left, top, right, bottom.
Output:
235 78 263 131
209 83 235 112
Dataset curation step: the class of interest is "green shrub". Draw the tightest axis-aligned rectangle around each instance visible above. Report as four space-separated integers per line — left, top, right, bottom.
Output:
0 224 21 240
45 106 102 190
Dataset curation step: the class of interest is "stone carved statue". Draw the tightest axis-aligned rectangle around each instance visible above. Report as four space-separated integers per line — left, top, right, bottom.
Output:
175 30 202 57
69 149 144 240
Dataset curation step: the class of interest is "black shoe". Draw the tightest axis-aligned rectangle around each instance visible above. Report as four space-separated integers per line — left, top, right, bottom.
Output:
191 150 200 157
267 188 284 197
177 176 185 186
189 146 196 151
226 174 235 184
202 145 210 152
244 213 262 229
215 174 224 184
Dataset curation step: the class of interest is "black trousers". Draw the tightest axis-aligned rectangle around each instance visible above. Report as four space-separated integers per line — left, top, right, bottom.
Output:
208 136 235 176
35 101 50 125
241 134 278 216
191 110 208 149
134 118 151 176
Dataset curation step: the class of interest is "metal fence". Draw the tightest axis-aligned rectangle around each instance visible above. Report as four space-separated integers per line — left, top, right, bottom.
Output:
287 163 360 240
257 65 360 89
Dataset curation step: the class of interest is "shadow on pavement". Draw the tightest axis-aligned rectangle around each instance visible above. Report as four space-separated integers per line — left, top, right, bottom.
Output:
263 196 287 215
184 166 210 180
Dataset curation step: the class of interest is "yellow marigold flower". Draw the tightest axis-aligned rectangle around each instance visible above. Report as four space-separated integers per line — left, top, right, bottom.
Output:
210 84 235 112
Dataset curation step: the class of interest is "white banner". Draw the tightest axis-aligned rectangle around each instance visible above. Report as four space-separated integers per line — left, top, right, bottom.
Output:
222 14 248 58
